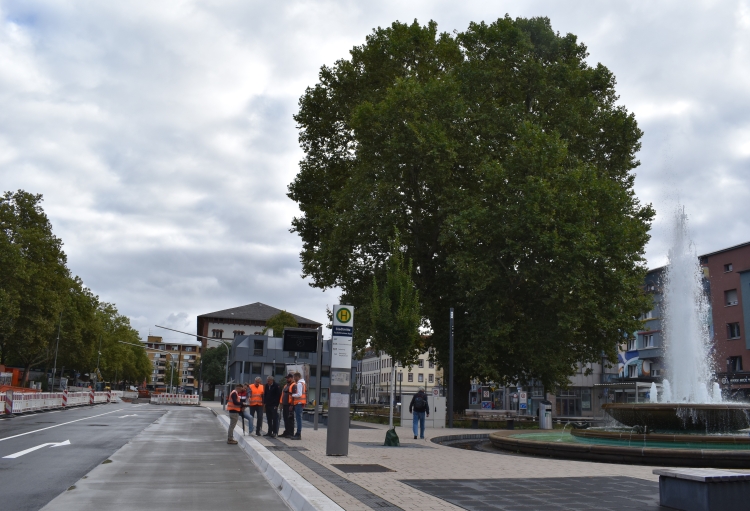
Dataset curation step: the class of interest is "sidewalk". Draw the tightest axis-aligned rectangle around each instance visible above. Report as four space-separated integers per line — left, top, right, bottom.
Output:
204 401 665 511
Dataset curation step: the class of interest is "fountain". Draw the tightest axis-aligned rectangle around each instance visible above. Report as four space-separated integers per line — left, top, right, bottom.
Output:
601 206 750 433
487 206 750 467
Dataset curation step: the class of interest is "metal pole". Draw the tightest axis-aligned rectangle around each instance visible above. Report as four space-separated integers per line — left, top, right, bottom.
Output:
51 312 62 391
314 326 323 430
95 334 102 390
448 307 454 428
223 341 230 410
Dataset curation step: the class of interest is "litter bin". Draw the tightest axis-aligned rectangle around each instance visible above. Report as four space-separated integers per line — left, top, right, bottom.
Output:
538 400 552 430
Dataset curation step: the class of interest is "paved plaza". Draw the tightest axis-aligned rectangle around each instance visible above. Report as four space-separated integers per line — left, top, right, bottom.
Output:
204 401 667 511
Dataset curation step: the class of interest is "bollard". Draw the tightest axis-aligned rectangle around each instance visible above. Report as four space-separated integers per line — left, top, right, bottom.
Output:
107 390 112 403
62 389 68 407
5 390 13 415
89 388 95 405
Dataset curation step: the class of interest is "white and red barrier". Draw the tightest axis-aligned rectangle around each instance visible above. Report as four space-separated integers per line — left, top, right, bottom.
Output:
149 394 199 406
3 390 112 415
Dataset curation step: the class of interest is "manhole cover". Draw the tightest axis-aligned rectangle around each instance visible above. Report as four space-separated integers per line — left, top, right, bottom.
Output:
332 464 395 473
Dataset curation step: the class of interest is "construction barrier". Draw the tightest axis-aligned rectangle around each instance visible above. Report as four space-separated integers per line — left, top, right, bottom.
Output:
149 394 199 406
3 390 109 415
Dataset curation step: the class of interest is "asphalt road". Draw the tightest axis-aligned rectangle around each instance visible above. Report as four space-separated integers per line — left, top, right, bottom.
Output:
0 403 167 511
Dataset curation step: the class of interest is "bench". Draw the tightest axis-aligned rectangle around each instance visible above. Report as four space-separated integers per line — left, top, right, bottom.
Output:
653 468 750 511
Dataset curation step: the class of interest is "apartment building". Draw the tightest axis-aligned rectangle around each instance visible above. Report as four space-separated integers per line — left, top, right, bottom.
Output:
356 348 440 404
144 335 202 393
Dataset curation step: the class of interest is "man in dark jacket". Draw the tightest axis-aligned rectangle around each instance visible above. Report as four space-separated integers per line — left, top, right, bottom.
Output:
264 376 282 437
279 373 295 437
409 387 430 439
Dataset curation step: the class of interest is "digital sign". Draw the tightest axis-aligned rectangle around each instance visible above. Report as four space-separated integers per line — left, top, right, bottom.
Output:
282 328 318 353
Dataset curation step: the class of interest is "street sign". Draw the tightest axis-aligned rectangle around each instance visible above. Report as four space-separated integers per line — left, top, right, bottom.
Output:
481 401 492 409
519 403 527 410
327 305 354 456
519 392 527 401
331 305 354 369
432 388 440 397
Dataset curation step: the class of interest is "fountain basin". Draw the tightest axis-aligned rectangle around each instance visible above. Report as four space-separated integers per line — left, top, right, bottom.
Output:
602 403 750 432
488 430 750 468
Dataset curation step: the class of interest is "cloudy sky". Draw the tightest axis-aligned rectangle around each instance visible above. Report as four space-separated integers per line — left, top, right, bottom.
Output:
2 1 749 340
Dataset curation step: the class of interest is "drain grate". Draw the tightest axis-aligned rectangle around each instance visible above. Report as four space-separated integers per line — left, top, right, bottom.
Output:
332 464 395 473
351 441 433 449
266 446 308 451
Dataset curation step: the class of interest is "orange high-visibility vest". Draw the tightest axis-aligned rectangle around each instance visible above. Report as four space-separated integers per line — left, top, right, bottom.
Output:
226 390 241 412
281 383 291 405
293 381 306 406
249 384 264 406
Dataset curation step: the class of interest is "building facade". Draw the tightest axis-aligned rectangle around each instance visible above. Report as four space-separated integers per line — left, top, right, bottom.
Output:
144 336 202 393
703 242 750 399
355 348 441 404
197 302 321 349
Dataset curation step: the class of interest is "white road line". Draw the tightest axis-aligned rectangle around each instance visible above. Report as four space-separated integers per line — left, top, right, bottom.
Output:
0 409 123 443
3 440 70 459
118 414 137 418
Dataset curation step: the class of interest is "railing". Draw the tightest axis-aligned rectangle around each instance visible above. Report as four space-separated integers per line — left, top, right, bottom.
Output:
149 394 199 405
4 389 113 414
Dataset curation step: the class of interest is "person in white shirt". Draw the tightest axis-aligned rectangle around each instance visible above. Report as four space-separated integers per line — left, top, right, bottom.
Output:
290 372 306 440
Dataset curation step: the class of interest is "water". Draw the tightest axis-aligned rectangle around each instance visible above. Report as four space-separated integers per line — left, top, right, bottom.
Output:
649 383 658 403
661 206 716 403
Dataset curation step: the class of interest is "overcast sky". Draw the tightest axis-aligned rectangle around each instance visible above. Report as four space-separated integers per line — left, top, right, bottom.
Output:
2 1 749 340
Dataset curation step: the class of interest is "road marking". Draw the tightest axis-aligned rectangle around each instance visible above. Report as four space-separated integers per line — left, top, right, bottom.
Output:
118 414 137 418
0 409 124 443
3 440 71 459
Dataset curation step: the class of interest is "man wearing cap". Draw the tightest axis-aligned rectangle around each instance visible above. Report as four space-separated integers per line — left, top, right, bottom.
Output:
264 375 281 437
279 373 295 437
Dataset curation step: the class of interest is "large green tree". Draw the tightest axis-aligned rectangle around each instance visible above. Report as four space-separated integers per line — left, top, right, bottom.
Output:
289 17 654 409
0 190 150 387
262 310 299 336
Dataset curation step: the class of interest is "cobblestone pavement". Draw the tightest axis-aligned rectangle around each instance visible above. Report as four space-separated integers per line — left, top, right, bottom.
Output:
203 402 665 511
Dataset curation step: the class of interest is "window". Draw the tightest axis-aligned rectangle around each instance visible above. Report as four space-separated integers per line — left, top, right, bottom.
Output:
724 263 733 273
418 373 424 382
418 360 424 368
212 329 223 338
321 368 330 378
728 356 743 372
299 352 309 359
728 323 741 339
408 373 413 382
253 340 264 356
726 289 738 306
251 362 262 375
233 330 245 337
428 374 434 383
429 360 435 369
275 364 286 376
628 365 637 378
627 338 637 351
310 366 317 377
263 364 273 376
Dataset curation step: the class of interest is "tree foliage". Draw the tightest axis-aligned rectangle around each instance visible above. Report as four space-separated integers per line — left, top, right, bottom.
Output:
262 310 299 336
201 346 229 388
0 190 150 386
289 17 654 406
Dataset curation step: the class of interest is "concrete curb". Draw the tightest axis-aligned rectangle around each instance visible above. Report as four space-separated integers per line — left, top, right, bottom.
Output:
216 413 344 511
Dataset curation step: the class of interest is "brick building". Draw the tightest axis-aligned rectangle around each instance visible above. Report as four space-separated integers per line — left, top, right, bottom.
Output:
701 242 750 399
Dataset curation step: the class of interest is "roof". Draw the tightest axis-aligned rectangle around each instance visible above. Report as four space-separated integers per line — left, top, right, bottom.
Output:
699 240 750 259
197 302 321 326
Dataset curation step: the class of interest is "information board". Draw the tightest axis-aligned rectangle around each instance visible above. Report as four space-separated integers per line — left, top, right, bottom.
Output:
282 328 318 353
331 305 354 369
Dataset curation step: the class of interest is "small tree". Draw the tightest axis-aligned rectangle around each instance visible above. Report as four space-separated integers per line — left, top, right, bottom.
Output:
263 310 298 336
370 233 422 428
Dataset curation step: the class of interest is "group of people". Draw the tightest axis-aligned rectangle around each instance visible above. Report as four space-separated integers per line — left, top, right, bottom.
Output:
226 372 307 444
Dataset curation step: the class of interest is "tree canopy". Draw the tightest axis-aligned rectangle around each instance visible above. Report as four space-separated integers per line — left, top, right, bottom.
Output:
289 17 654 406
0 190 150 386
263 310 299 336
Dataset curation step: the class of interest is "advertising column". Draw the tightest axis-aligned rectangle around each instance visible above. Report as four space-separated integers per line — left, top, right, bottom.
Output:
326 304 353 456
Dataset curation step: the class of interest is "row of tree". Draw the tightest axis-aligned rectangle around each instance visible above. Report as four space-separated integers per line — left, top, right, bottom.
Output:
290 17 654 410
0 190 150 387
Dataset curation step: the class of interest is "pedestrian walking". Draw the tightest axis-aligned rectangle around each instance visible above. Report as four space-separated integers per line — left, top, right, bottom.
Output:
290 372 306 440
248 377 265 436
279 373 295 437
409 387 430 439
226 383 244 444
264 376 281 437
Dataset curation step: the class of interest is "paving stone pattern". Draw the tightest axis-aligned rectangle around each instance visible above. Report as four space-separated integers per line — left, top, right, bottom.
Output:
402 477 667 511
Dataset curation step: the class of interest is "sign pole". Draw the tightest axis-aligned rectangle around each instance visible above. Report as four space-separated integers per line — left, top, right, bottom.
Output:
314 326 323 431
448 308 454 428
327 305 354 456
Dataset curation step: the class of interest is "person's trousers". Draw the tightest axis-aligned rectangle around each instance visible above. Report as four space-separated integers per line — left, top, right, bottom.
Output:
240 408 253 434
265 405 279 435
413 411 426 438
249 405 264 433
228 412 239 440
282 404 294 435
294 403 303 435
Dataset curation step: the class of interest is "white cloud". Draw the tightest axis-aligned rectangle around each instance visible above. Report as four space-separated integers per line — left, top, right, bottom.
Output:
1 0 749 339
